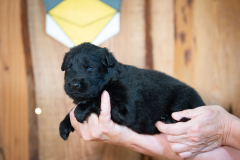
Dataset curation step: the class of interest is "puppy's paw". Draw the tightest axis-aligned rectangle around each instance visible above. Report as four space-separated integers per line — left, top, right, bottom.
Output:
74 109 87 123
59 117 74 140
74 113 86 123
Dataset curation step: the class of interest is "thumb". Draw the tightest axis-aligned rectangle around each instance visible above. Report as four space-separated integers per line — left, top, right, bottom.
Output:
99 91 111 125
172 107 203 121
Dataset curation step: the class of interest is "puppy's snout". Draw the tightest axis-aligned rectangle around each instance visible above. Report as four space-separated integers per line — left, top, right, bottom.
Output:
68 79 81 91
70 83 81 90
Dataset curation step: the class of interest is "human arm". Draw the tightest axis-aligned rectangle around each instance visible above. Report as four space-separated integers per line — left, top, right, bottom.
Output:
70 91 182 159
224 113 240 150
156 105 240 159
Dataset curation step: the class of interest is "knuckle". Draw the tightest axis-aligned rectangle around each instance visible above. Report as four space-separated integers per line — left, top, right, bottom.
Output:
101 121 114 134
91 131 100 139
100 111 109 117
205 109 213 116
190 124 201 133
184 110 190 117
190 136 201 143
82 134 91 141
101 126 111 134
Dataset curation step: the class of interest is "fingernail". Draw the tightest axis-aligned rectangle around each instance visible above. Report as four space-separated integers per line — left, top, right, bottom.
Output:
172 112 181 120
103 90 108 98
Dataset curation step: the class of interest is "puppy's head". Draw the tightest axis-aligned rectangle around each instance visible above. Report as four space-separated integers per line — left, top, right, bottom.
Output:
61 43 117 102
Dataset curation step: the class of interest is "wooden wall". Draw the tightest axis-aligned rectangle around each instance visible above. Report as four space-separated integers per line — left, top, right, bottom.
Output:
0 0 239 160
174 0 240 116
0 0 29 160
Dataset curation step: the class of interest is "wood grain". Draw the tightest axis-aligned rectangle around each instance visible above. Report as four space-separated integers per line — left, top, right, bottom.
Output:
27 0 143 159
21 0 39 159
101 0 148 159
144 0 153 70
150 1 175 159
151 0 174 76
0 0 29 159
101 0 146 69
174 0 240 117
24 0 240 160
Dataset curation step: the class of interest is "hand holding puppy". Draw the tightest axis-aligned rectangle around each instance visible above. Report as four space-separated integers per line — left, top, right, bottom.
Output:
70 91 132 145
70 91 240 159
70 91 182 159
156 105 240 159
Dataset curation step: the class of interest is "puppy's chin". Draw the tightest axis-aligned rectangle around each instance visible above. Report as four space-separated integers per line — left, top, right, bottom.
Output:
65 89 95 103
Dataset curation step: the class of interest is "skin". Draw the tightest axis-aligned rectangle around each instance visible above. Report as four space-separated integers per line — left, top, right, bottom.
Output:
156 105 240 159
70 91 240 160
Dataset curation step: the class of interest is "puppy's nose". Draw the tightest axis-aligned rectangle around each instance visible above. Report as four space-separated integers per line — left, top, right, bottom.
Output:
70 83 81 90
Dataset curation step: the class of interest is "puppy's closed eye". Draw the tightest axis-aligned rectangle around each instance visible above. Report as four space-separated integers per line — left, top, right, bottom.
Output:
66 64 72 72
87 67 93 72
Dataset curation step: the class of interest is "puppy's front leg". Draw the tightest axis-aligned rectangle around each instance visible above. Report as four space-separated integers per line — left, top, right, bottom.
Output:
74 103 92 123
59 113 74 140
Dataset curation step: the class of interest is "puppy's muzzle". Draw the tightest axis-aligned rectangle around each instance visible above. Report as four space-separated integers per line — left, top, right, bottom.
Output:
68 78 88 92
68 79 82 91
68 83 81 91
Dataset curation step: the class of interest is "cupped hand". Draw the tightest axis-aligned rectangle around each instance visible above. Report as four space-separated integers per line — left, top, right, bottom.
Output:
69 91 181 159
69 91 133 145
156 105 232 159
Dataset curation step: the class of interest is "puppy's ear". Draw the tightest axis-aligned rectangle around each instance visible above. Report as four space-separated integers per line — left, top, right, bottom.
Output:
61 52 71 71
102 48 116 67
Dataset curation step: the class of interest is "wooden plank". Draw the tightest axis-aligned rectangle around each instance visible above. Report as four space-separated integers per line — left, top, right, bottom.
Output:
150 1 175 159
100 0 146 159
21 0 39 159
174 0 240 117
144 0 153 70
151 0 174 76
27 0 85 159
101 0 146 69
27 0 143 159
0 0 29 159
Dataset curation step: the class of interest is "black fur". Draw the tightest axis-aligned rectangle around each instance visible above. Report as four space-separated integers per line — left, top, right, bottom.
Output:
59 43 205 140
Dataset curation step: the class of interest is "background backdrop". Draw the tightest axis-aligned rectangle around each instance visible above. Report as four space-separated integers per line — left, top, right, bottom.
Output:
0 0 240 160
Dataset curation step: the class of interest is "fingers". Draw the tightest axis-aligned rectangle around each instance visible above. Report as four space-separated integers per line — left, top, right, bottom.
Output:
87 113 101 138
170 143 189 153
69 91 112 140
167 135 187 143
79 121 91 140
172 107 203 121
156 122 189 136
179 152 192 159
99 91 111 127
87 113 99 127
156 121 190 136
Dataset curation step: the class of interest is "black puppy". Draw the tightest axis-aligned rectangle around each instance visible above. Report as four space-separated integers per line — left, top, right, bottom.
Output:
59 43 205 140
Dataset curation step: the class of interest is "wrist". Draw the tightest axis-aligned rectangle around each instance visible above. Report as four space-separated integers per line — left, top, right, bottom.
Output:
222 114 240 147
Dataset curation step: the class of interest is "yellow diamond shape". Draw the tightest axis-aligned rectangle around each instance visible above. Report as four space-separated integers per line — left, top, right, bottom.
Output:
51 13 115 45
49 0 117 45
49 0 116 26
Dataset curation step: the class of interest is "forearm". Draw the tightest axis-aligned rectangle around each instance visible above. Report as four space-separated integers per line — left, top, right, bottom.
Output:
224 114 240 150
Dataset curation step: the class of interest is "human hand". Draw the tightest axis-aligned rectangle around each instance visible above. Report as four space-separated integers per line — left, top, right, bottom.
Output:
70 91 182 159
69 90 133 145
156 105 232 159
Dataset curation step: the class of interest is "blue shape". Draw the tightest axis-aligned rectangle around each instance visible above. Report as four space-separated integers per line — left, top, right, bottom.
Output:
101 0 122 11
43 0 63 12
